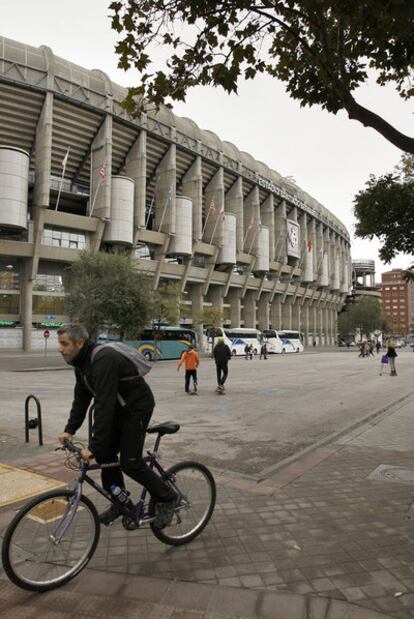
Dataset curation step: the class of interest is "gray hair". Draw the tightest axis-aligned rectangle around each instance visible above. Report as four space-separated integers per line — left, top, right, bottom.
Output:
57 323 89 343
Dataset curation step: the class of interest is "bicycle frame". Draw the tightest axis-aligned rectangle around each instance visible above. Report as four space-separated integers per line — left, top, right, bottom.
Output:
52 449 174 543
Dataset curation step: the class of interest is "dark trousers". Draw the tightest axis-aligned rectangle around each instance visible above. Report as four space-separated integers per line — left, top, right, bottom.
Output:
185 369 197 392
216 363 228 386
97 407 174 502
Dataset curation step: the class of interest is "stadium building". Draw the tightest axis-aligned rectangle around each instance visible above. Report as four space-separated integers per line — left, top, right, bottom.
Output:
0 37 351 350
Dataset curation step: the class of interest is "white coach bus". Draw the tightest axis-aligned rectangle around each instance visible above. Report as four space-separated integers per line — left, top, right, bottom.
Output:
263 329 304 353
224 328 263 356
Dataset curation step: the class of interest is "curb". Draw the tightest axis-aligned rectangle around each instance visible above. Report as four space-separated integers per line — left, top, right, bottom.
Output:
257 389 414 482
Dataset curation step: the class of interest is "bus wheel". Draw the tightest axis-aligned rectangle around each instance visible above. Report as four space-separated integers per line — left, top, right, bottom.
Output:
232 349 237 356
296 347 299 353
143 352 152 361
282 348 286 354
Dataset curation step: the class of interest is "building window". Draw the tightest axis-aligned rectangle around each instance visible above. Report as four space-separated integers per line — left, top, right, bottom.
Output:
33 274 65 293
0 261 20 290
32 295 65 315
42 228 87 250
135 243 153 260
0 294 19 313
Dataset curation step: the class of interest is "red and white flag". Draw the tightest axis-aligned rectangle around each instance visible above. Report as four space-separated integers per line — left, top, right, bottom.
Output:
99 164 106 179
209 200 216 215
248 215 255 230
307 239 313 252
220 208 225 222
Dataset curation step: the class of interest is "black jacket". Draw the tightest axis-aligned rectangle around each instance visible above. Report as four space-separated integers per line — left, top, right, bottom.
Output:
64 341 154 456
213 341 231 364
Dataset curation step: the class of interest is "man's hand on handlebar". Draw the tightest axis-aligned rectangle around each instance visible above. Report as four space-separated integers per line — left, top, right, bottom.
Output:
80 448 93 461
58 431 73 445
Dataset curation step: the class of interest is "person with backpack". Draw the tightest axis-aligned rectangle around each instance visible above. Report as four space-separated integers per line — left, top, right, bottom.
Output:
177 344 200 394
213 336 232 394
57 323 177 529
387 338 398 376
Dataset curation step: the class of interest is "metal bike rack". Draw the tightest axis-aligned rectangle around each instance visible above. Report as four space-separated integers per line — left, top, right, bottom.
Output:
24 395 43 446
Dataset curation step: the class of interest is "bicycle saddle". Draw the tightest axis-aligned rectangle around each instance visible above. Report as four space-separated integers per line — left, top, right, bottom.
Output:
147 421 180 435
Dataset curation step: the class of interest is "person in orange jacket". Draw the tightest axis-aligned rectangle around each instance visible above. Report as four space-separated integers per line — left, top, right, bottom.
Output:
177 345 200 394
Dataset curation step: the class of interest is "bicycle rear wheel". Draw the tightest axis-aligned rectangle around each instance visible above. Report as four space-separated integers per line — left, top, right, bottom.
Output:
150 461 216 546
2 489 100 592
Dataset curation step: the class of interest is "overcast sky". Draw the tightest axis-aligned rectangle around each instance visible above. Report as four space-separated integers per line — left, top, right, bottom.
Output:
1 0 412 280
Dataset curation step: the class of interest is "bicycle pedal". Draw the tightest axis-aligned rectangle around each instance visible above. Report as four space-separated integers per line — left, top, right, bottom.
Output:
122 516 138 531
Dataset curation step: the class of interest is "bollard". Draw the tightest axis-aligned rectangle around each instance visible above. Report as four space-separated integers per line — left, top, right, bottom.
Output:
24 395 43 446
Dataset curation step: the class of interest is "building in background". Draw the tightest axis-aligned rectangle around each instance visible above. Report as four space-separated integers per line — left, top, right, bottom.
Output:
0 37 351 350
381 269 414 336
352 260 381 301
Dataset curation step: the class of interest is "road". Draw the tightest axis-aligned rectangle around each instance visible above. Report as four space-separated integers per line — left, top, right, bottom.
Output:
1 348 413 478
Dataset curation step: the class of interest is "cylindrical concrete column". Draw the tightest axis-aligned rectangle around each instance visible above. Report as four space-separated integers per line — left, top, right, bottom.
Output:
181 156 203 241
270 296 282 329
258 293 270 330
21 260 33 352
243 290 256 327
228 288 241 328
154 144 176 234
225 177 244 251
282 298 292 330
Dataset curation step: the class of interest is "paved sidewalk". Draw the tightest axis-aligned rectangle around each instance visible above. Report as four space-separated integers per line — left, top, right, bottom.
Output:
4 396 414 618
2 350 414 618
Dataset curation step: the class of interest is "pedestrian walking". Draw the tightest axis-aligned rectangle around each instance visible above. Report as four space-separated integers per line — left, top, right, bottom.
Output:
368 342 375 357
177 345 200 394
260 343 268 360
387 338 398 376
213 337 231 394
375 341 381 354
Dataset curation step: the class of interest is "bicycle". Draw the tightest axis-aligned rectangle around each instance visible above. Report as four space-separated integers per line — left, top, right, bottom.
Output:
1 421 216 592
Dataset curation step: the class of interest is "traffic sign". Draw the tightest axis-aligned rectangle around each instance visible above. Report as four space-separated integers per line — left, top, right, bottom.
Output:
43 329 50 339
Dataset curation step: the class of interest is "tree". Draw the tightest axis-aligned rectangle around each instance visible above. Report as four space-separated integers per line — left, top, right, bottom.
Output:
151 281 185 326
111 0 414 153
338 297 389 341
65 251 153 339
354 154 414 263
193 306 224 330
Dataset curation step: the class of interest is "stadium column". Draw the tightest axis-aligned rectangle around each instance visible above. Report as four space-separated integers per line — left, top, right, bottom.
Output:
228 288 241 328
225 176 244 251
243 290 257 327
270 295 282 330
203 167 225 245
291 297 301 331
181 154 202 242
315 222 324 285
312 303 319 346
190 283 204 347
209 286 224 321
274 200 287 264
154 139 176 235
124 113 147 239
257 293 270 330
90 114 112 252
261 194 274 263
302 301 310 346
23 91 53 350
282 297 292 330
244 187 260 254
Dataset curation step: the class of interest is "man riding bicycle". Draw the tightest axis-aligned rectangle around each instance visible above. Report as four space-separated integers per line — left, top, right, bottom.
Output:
57 323 177 528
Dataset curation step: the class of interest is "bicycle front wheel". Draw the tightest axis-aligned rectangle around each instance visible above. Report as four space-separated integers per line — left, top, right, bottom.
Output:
150 461 216 546
2 489 100 592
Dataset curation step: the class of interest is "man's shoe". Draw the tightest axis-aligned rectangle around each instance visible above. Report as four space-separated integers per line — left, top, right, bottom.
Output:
99 503 122 526
153 496 178 529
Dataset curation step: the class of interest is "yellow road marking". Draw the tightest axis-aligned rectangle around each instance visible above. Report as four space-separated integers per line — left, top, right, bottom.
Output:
0 463 65 507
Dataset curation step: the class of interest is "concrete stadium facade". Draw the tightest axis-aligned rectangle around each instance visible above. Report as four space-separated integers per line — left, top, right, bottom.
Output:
0 36 351 350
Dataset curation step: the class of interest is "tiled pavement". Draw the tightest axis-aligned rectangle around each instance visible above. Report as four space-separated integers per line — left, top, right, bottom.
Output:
2 435 414 618
4 384 414 618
